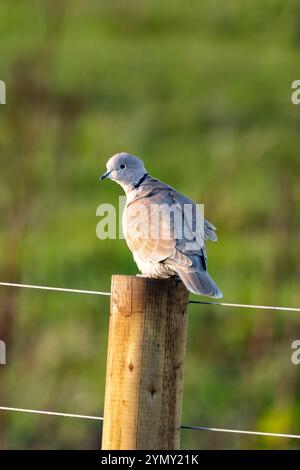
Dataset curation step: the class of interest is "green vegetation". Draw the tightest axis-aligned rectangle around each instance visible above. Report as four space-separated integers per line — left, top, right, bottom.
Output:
0 0 300 449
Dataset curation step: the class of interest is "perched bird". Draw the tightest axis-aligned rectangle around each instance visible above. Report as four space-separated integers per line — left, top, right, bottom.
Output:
100 152 222 298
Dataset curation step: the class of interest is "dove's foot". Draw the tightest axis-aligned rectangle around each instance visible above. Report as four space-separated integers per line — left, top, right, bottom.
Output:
136 274 159 278
136 273 180 281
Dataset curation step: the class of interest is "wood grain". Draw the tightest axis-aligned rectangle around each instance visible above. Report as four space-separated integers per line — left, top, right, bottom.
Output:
101 275 189 450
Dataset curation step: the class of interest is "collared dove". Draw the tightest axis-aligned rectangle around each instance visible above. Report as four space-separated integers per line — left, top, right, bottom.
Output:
100 152 222 298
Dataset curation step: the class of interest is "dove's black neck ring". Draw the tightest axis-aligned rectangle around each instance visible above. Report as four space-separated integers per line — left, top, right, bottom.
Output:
133 173 148 189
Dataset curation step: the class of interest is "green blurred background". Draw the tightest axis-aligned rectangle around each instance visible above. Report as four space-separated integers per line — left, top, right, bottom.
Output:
0 0 300 449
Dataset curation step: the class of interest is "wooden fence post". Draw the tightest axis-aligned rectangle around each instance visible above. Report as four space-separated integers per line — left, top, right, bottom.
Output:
101 275 189 450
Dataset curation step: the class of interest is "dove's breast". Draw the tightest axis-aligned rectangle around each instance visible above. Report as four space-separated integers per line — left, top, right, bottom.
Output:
122 195 178 278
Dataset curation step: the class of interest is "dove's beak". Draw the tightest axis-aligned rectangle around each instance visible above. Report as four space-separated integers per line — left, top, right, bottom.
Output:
100 170 111 181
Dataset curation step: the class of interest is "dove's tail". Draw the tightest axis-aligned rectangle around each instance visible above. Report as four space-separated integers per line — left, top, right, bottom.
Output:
177 268 223 298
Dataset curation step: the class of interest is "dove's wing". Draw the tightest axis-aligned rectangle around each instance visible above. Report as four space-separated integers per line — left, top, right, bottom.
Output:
165 191 222 297
124 178 222 298
204 219 218 241
124 183 206 265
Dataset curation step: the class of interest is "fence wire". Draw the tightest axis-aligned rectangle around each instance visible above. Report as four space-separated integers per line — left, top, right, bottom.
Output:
1 281 300 313
189 299 300 313
0 282 110 296
0 406 300 440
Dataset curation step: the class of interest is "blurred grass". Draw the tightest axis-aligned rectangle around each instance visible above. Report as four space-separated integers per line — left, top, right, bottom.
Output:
0 0 300 449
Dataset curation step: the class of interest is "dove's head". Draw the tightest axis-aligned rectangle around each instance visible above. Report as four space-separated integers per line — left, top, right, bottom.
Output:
100 152 147 191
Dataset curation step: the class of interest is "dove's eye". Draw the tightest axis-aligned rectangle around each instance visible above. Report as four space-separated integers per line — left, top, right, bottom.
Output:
120 164 126 170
